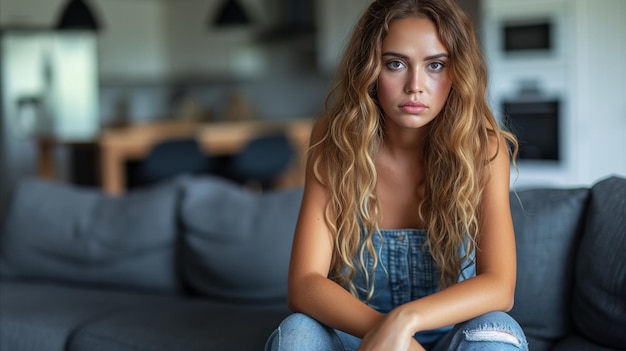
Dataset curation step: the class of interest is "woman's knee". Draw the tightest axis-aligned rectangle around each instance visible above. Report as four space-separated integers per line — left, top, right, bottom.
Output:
265 313 344 351
278 313 326 335
462 312 527 349
441 311 528 350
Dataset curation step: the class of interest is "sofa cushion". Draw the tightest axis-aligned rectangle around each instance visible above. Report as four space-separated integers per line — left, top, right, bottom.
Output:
0 279 178 351
179 175 303 303
523 336 554 351
551 334 624 351
67 300 290 351
0 178 181 292
508 187 589 346
572 176 626 349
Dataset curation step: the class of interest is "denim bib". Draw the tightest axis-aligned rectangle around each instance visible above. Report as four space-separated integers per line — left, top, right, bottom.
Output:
351 228 476 345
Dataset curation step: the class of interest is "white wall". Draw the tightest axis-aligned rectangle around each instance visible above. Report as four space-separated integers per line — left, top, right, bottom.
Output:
316 0 370 74
94 0 169 81
571 0 626 186
162 0 269 81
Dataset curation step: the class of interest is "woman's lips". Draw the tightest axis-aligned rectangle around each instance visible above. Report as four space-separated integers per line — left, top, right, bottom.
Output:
400 102 426 114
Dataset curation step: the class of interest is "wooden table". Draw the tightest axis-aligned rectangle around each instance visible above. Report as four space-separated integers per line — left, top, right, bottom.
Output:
99 118 313 195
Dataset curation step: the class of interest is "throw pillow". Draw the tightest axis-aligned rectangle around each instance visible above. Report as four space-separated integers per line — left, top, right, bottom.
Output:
179 175 303 303
509 187 589 343
572 176 626 349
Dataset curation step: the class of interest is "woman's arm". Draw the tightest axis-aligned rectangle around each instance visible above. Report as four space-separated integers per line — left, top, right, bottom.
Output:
359 134 517 349
287 124 385 339
287 173 384 338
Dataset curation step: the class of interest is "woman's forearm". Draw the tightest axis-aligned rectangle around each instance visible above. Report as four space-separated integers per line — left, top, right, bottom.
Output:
394 273 515 335
288 273 384 339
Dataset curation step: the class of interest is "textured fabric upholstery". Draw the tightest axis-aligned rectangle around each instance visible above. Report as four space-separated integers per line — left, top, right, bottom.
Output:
179 175 303 303
0 280 176 351
1 175 625 351
551 334 624 351
572 176 626 350
0 178 181 292
68 301 290 351
509 187 589 349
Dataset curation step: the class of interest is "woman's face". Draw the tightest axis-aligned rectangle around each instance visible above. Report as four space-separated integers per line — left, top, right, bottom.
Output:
377 16 452 130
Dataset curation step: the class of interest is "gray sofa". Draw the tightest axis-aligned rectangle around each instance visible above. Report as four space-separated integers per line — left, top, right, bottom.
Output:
0 175 624 351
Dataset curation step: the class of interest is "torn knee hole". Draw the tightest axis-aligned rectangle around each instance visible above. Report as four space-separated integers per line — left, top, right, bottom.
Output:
464 329 521 346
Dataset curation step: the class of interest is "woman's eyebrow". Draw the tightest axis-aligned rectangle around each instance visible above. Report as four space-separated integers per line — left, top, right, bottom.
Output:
382 51 410 60
382 51 449 61
424 53 449 61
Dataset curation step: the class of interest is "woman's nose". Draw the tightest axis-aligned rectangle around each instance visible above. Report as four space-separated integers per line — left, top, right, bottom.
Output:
405 69 423 94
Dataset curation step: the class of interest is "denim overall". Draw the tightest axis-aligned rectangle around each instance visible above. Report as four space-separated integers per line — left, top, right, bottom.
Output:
265 229 528 350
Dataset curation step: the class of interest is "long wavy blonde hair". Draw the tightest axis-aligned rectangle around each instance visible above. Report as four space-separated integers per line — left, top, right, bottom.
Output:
309 0 518 299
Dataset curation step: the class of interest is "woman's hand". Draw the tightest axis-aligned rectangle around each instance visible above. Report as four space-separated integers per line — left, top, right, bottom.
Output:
357 309 424 351
359 328 425 351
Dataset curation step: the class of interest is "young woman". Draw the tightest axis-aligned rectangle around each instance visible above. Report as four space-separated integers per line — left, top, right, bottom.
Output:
266 0 528 350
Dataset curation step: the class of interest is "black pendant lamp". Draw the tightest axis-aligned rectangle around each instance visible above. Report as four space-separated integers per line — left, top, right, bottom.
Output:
212 0 252 27
56 0 101 31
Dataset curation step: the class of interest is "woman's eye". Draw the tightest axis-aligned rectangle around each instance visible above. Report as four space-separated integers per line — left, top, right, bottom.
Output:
386 60 405 70
428 61 445 71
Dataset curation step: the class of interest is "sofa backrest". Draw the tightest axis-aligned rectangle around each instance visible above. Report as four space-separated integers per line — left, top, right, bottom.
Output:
509 186 590 345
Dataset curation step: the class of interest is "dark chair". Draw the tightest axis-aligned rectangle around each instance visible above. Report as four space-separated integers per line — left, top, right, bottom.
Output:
227 132 295 190
138 137 212 186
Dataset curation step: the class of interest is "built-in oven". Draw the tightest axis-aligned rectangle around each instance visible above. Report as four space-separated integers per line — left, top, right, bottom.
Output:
502 97 560 161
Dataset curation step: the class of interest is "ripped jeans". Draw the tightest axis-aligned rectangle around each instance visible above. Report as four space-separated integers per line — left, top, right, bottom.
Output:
265 229 528 350
265 311 527 350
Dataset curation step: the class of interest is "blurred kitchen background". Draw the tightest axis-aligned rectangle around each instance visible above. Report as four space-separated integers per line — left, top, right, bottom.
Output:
1 0 625 220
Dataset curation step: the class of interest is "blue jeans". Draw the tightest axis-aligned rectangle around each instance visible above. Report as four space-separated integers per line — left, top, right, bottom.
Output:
266 229 528 350
265 311 528 350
